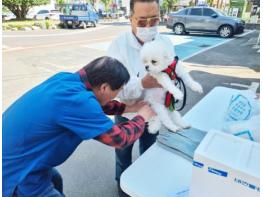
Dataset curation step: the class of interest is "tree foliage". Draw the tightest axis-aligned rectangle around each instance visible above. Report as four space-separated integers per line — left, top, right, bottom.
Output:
100 0 112 11
206 0 213 6
56 0 64 5
3 0 50 19
161 0 178 12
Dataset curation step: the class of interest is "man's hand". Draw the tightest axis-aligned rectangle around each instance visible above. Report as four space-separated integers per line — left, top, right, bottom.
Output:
137 105 156 122
124 101 148 113
141 74 162 89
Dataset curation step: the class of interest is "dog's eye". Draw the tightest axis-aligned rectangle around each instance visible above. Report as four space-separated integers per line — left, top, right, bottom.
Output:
151 60 157 64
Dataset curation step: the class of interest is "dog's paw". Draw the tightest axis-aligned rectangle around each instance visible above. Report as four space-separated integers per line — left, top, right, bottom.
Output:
147 119 161 134
168 127 182 133
180 122 191 129
191 82 203 94
166 125 181 132
148 124 159 134
176 118 191 129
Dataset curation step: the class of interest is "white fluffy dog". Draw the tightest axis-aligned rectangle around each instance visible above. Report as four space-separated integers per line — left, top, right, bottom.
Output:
140 39 203 134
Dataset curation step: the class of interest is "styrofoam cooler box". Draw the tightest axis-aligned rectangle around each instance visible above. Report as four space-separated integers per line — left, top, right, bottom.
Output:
189 130 259 197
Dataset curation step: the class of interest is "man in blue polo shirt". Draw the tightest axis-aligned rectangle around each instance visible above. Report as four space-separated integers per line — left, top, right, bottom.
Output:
3 56 155 197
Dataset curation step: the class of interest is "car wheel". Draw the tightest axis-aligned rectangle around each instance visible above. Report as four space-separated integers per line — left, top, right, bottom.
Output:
45 17 49 20
63 22 68 29
218 25 233 38
91 21 96 27
173 23 185 35
80 21 87 29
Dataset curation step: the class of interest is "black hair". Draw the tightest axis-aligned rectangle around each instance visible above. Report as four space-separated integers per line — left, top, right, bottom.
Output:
83 56 130 90
130 0 159 15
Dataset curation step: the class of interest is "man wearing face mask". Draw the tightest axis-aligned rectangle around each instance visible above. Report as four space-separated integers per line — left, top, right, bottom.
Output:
107 0 175 196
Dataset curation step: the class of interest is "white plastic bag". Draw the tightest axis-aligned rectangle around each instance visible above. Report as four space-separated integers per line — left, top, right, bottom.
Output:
223 91 260 142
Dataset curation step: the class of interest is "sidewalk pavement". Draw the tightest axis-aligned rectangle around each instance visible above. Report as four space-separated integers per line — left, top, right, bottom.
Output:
180 30 260 115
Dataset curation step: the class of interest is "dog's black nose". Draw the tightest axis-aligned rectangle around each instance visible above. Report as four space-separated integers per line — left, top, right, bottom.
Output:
145 65 149 71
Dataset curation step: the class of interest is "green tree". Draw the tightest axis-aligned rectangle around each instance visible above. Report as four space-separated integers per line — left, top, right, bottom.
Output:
56 0 64 5
161 0 178 12
89 0 95 6
2 5 10 13
3 0 50 20
100 0 112 11
206 0 213 6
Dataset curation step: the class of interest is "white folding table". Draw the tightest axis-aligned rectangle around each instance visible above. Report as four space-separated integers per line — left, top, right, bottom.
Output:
120 86 255 197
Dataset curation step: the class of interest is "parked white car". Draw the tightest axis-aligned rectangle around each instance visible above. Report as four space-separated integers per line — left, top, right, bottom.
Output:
2 12 16 21
28 9 62 20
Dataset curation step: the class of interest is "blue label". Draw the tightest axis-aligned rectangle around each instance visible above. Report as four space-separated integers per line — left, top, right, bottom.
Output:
234 130 255 141
234 178 260 192
208 167 228 177
225 94 252 121
193 161 204 168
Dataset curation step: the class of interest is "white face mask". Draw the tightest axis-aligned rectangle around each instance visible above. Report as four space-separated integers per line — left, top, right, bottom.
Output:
136 26 158 43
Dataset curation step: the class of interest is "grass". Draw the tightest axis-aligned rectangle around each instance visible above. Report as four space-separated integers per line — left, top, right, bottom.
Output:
2 19 60 30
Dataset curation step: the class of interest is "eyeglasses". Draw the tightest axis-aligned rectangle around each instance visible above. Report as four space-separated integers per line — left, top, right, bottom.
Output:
134 16 160 27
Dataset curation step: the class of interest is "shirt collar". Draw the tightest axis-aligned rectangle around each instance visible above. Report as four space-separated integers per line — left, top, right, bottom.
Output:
128 30 143 50
78 69 92 90
127 30 160 50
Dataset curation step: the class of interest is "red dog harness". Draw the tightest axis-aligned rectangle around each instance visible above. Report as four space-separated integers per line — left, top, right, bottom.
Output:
162 58 178 110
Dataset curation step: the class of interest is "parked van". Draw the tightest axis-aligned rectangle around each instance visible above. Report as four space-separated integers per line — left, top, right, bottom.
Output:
59 3 99 28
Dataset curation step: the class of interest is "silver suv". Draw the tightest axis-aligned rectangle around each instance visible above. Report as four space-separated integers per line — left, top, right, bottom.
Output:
166 7 245 38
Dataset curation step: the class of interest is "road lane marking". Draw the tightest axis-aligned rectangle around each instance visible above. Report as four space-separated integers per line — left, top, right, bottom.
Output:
184 62 259 79
3 45 10 49
3 47 25 52
223 82 259 92
183 30 255 61
2 36 116 53
3 26 108 38
82 41 111 51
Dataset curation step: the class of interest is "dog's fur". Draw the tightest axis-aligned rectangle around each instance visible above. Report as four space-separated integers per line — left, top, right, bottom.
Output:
140 39 203 134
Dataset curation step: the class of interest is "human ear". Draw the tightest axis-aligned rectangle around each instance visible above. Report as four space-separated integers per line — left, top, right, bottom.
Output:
99 83 108 93
129 14 133 22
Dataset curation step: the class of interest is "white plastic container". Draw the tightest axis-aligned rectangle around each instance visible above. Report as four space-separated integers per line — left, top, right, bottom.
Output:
189 130 260 197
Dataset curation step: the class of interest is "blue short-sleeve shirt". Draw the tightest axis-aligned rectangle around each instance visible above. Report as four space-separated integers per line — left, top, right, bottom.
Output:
3 72 114 197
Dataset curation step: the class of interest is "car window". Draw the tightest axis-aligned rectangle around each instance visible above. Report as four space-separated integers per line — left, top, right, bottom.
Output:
177 9 188 15
72 5 79 10
87 4 97 12
189 8 202 16
51 10 60 13
84 5 88 11
203 8 216 16
38 10 49 14
72 5 87 11
80 5 87 11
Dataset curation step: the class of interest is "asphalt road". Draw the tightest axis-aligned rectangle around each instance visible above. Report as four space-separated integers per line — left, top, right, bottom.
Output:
2 21 260 197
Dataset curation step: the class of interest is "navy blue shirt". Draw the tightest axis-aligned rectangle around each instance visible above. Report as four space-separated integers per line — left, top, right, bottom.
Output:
3 72 114 197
